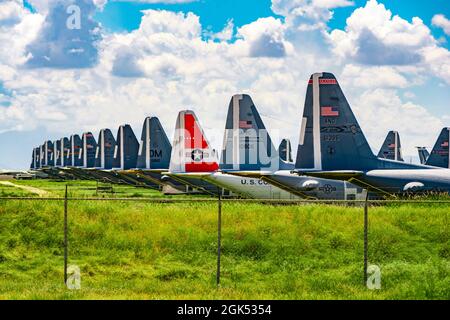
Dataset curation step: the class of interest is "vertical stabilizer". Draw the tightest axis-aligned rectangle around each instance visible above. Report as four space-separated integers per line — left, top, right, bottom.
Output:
417 147 430 165
95 129 117 169
136 117 172 169
295 73 377 171
70 134 83 167
377 131 403 161
220 94 278 171
113 125 139 170
426 128 450 168
169 110 219 173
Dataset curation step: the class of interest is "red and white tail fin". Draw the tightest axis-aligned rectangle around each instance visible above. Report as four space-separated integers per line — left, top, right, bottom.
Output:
170 110 219 173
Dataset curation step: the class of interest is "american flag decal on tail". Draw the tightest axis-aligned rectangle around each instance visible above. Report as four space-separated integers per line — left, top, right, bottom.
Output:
239 120 253 129
441 141 449 147
321 106 339 117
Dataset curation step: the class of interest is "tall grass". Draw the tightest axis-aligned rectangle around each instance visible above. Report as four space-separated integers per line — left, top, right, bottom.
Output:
0 198 448 299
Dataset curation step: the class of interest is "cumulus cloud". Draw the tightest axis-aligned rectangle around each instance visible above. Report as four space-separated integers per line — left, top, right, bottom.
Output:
25 0 101 69
352 88 443 155
327 0 450 84
272 0 353 31
206 19 234 42
0 0 25 26
432 14 450 36
235 17 290 58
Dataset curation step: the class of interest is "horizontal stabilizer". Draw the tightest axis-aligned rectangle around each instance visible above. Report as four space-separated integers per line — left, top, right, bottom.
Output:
293 169 364 180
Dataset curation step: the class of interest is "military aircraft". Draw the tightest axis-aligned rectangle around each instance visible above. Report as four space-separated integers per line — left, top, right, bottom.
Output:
292 72 450 195
220 94 368 200
416 128 449 168
167 107 301 199
128 116 222 195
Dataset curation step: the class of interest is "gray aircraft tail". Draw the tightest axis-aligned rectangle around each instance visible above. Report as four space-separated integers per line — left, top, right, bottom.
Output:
42 140 54 167
377 131 403 161
294 73 418 172
39 145 45 167
95 129 117 169
54 139 62 167
61 137 70 167
278 138 295 170
113 125 140 170
81 132 97 168
31 147 40 169
136 117 172 170
426 128 450 168
220 94 278 171
279 139 293 162
70 134 83 167
417 147 430 165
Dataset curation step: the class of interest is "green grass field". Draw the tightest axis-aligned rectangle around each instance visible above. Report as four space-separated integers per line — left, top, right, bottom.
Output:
0 180 448 299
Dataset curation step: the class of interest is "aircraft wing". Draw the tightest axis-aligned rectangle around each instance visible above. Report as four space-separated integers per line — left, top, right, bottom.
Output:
165 172 212 178
293 170 364 180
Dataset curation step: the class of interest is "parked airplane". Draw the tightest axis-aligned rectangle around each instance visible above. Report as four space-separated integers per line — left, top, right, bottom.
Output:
417 128 449 168
129 116 221 195
292 72 450 195
167 106 300 199
221 94 368 200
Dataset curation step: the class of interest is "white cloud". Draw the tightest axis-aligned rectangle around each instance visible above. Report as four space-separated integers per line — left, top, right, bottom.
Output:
432 14 450 36
352 89 443 157
235 17 291 58
340 64 411 89
206 19 234 42
327 0 450 84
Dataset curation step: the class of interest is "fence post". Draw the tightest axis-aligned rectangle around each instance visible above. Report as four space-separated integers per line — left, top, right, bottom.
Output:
64 184 68 286
363 189 369 286
216 188 222 287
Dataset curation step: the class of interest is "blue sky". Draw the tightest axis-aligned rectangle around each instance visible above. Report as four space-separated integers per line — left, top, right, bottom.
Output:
0 0 449 169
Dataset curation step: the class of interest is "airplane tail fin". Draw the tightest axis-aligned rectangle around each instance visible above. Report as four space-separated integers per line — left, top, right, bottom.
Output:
137 117 172 169
39 145 45 166
95 129 117 169
279 139 293 163
377 131 403 161
417 147 430 165
61 137 70 167
113 125 139 170
278 138 295 170
169 110 219 173
31 148 38 169
295 73 377 171
43 140 54 167
81 132 97 168
220 94 278 171
54 140 62 167
426 128 449 168
70 134 83 167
